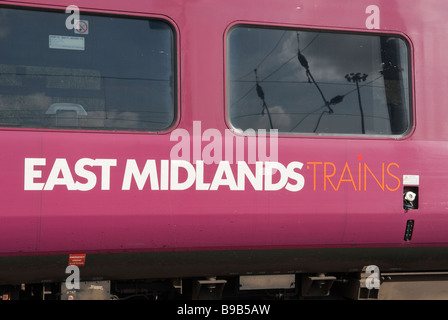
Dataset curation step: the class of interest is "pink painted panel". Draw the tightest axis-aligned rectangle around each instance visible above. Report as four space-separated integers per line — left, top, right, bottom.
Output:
0 0 447 257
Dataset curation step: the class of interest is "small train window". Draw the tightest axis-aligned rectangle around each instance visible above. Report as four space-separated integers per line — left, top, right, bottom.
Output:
0 7 176 132
226 26 411 137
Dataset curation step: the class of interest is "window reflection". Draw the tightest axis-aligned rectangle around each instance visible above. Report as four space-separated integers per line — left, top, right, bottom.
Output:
0 8 175 131
227 27 411 136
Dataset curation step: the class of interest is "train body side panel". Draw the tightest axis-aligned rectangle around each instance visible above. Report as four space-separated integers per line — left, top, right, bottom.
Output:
0 0 447 284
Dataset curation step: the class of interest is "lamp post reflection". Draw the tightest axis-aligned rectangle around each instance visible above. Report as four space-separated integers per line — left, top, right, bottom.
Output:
345 73 368 134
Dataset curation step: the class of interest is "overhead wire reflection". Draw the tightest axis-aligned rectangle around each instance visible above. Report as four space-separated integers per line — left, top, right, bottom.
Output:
228 28 401 134
254 69 273 129
230 32 321 107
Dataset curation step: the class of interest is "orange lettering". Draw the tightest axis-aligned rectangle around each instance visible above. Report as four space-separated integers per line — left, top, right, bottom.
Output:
386 162 400 191
307 162 322 191
324 162 337 191
337 162 357 191
364 163 384 191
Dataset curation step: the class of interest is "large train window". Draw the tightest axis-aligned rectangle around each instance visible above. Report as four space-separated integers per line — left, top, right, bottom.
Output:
226 26 411 136
0 7 176 131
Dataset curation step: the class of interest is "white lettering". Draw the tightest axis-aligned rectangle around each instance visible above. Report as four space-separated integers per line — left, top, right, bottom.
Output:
44 159 76 190
237 161 263 191
160 160 170 190
195 160 210 190
286 161 305 192
25 158 305 192
210 161 237 190
170 160 195 190
97 159 117 190
24 158 46 190
74 158 97 191
25 158 116 191
122 159 158 190
264 162 288 191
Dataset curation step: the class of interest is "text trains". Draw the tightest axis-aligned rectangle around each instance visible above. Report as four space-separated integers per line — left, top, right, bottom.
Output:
307 161 400 191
